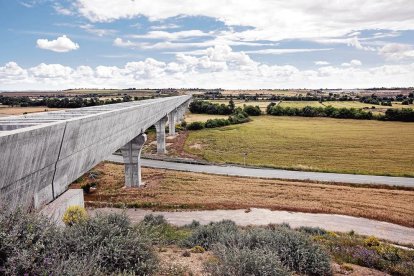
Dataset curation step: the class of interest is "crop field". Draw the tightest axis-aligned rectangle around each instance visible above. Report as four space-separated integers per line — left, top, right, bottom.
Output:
0 106 63 117
74 162 414 227
184 116 414 177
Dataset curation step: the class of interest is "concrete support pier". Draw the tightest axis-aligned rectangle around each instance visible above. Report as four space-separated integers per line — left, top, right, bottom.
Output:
155 116 168 154
120 133 147 187
168 110 177 136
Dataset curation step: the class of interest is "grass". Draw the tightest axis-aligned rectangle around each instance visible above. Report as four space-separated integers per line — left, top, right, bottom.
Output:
0 106 63 116
184 116 414 177
73 162 414 227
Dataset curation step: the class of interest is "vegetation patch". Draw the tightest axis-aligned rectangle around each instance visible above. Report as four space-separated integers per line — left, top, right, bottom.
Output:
73 163 414 227
184 116 414 177
267 102 414 121
1 209 412 275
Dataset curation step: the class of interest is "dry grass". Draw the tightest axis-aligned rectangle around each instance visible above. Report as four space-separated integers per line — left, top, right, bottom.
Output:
74 162 414 228
185 116 414 177
0 106 63 116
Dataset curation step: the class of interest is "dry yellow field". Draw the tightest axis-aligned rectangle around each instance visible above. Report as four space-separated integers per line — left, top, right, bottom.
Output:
0 106 63 116
74 162 414 227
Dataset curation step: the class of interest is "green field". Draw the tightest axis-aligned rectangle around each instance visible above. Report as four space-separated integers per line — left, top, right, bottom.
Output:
184 116 414 177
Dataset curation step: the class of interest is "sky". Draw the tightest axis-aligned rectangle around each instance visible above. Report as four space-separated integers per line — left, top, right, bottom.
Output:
0 0 414 90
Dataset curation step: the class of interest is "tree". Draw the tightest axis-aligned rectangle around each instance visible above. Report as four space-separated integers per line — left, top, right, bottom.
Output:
229 98 235 113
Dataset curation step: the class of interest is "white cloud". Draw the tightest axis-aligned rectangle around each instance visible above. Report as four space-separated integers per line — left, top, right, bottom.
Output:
315 61 330 66
128 30 211 40
36 35 79 52
53 3 74 15
379 43 414 60
75 0 414 42
244 48 332 55
29 63 73 78
1 45 413 90
341 59 362 67
0 62 28 81
80 24 117 37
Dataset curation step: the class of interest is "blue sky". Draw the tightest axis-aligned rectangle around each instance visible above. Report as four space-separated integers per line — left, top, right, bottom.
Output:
0 0 414 90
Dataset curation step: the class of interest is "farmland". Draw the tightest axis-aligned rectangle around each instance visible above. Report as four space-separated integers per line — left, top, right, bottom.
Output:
210 99 414 113
184 116 414 177
73 162 414 227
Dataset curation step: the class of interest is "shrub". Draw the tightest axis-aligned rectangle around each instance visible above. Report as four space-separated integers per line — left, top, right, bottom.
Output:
142 214 168 226
0 210 157 275
183 220 239 249
62 205 88 226
187 121 205 130
207 245 290 276
229 110 250 124
184 221 332 275
240 226 332 275
298 226 328 236
80 182 96 193
137 214 190 245
243 105 262 116
63 212 158 275
184 220 201 229
191 245 206 253
205 118 231 128
364 236 380 247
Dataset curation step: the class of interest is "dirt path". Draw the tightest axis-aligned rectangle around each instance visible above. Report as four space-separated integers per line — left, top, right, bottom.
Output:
90 207 414 245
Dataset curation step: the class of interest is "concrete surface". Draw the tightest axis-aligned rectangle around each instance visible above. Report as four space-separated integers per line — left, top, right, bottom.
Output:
106 155 414 187
90 208 414 244
0 95 191 210
41 189 84 226
155 116 168 154
121 133 147 187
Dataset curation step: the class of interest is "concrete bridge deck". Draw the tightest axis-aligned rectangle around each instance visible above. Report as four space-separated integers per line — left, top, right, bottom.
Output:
0 95 191 210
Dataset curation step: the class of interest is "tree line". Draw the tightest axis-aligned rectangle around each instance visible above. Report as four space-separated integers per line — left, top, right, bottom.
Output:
0 96 134 108
266 103 414 122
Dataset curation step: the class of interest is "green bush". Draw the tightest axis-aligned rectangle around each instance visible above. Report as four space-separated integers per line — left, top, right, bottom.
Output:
205 118 231 128
229 110 250 124
187 121 205 130
243 105 262 116
207 245 290 276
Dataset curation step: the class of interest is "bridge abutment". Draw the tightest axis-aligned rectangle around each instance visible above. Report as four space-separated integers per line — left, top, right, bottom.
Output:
155 116 168 154
121 133 147 187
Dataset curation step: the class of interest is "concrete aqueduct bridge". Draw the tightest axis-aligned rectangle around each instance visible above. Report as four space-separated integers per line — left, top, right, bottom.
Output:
0 95 191 211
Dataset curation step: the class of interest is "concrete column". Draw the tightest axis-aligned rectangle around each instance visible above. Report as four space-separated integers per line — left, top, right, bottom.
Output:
168 110 177 136
176 104 187 123
121 133 147 187
155 116 168 154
